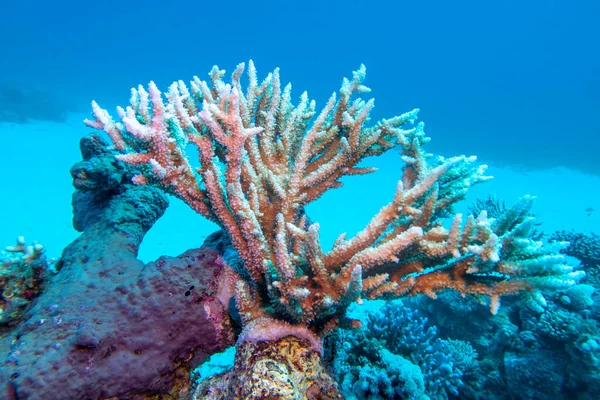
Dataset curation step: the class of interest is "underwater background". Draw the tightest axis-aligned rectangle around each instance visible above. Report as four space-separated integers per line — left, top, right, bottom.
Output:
1 0 599 399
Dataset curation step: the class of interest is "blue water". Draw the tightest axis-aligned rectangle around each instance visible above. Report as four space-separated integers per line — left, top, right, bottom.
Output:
3 0 599 260
2 0 599 172
1 1 599 399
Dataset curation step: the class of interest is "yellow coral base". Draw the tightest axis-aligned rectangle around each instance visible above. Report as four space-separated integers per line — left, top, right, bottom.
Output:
194 335 341 399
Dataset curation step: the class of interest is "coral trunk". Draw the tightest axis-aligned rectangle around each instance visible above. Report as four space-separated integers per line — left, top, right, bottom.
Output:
194 334 341 399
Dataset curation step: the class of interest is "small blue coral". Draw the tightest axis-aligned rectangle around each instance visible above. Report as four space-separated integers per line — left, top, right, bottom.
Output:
330 301 477 400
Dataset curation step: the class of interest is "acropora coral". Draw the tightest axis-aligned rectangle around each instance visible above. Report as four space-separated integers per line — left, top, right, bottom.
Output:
84 61 582 397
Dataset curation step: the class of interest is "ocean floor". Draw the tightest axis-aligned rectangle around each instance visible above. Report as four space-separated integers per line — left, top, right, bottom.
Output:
1 114 599 263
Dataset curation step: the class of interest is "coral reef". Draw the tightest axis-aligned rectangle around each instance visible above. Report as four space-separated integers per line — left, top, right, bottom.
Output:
0 236 54 326
550 230 600 285
194 333 340 399
503 350 566 399
0 136 235 399
325 201 599 399
550 231 600 266
328 301 475 399
468 194 544 240
479 195 584 313
407 224 600 399
84 61 583 396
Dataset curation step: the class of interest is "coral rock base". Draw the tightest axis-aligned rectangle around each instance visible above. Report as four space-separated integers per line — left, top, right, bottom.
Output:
194 335 341 399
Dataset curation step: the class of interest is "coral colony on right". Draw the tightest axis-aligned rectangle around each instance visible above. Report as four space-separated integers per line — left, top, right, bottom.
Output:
1 61 596 399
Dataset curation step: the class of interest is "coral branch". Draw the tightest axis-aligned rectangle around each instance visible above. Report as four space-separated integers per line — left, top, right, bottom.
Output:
85 61 580 331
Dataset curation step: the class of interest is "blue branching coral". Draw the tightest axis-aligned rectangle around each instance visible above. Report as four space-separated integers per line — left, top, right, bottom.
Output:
329 301 477 399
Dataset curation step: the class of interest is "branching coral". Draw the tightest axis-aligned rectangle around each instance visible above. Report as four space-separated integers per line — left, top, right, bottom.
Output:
486 196 584 312
84 61 583 397
330 302 476 399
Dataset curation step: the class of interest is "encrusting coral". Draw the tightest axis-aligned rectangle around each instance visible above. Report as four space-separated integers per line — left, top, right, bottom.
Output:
85 61 582 398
